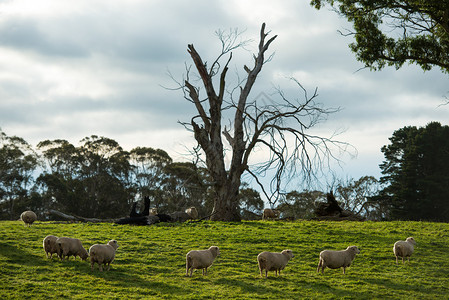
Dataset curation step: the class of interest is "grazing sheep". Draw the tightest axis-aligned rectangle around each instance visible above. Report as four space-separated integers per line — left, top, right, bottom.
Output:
393 237 417 264
20 210 37 226
56 237 89 261
257 250 294 278
262 208 280 220
89 240 119 271
43 235 59 259
185 246 220 277
185 207 198 219
317 246 360 275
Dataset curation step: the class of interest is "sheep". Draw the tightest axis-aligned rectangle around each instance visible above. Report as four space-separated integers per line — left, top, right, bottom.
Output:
55 237 89 261
149 208 158 216
89 240 119 271
43 235 59 259
317 246 360 275
20 210 37 226
257 250 294 278
185 246 220 277
393 237 417 264
262 208 280 220
185 207 198 219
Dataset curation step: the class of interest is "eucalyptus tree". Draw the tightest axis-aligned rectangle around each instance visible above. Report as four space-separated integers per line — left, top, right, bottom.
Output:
129 147 172 210
336 176 384 220
161 162 213 217
36 139 80 214
277 190 325 220
37 136 132 218
239 183 264 220
0 129 39 219
178 23 346 221
312 0 449 73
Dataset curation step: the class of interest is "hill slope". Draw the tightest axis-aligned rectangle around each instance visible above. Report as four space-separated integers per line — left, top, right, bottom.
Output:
1 220 448 299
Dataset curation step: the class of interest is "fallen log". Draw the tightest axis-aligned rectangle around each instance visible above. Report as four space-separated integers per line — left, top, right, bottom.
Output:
115 215 160 225
45 209 117 223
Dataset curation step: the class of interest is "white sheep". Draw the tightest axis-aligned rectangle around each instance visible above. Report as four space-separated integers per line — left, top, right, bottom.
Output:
257 250 294 278
43 235 59 259
89 240 119 271
317 246 360 275
185 246 220 277
20 210 37 226
185 207 198 219
56 237 89 261
393 237 417 264
262 208 280 220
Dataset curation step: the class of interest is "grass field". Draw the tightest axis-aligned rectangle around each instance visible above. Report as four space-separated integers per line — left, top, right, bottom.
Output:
0 220 448 299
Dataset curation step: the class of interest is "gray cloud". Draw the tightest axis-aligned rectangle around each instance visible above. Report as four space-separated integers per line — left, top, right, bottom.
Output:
0 0 447 184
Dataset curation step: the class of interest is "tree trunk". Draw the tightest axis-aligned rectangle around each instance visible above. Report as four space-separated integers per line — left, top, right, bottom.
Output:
210 180 241 221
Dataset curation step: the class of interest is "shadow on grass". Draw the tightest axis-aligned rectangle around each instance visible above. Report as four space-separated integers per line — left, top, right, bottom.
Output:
0 242 47 267
75 263 196 296
361 277 440 295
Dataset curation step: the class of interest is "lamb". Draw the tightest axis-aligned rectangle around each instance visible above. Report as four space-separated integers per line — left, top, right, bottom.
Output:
43 235 59 259
89 240 119 271
185 246 220 277
262 208 280 220
257 250 294 278
55 237 89 261
20 210 37 226
185 207 198 219
317 245 360 275
393 237 417 264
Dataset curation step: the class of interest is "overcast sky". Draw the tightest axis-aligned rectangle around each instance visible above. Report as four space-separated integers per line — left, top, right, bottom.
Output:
0 0 448 189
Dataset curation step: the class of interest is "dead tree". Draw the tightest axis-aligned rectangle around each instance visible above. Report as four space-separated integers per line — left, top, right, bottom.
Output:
179 23 349 221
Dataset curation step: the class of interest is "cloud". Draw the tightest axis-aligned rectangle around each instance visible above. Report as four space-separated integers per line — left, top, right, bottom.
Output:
0 0 447 187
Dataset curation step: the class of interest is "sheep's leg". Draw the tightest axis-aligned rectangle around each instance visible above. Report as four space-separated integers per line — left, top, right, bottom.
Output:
395 256 398 264
342 267 346 275
317 259 322 273
190 268 194 277
203 267 208 275
106 263 111 271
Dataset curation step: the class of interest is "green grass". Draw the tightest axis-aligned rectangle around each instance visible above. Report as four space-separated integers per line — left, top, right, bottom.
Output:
1 220 448 299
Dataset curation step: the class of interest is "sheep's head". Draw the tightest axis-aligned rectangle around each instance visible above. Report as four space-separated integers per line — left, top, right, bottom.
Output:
80 249 89 260
347 246 360 255
209 246 220 257
108 240 119 250
406 237 416 245
281 249 294 259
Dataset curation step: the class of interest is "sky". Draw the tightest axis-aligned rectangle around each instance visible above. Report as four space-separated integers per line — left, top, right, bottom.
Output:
0 0 448 190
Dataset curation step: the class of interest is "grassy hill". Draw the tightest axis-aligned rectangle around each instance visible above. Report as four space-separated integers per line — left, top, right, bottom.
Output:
0 220 448 299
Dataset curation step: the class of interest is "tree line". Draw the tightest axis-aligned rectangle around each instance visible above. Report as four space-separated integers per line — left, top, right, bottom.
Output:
0 131 269 221
2 121 449 222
